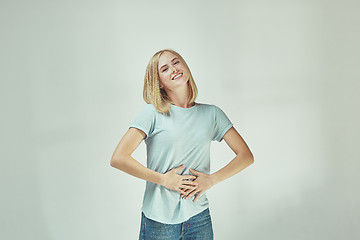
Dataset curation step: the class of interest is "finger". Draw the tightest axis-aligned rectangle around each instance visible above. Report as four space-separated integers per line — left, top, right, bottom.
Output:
181 188 195 198
181 186 198 198
185 189 199 200
182 174 197 180
180 185 198 191
176 187 187 195
182 180 198 186
182 188 191 194
181 183 197 188
193 191 202 202
189 168 200 176
172 164 185 172
184 191 197 200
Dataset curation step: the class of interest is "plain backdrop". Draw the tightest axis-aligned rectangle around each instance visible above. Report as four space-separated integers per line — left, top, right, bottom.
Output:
1 0 359 239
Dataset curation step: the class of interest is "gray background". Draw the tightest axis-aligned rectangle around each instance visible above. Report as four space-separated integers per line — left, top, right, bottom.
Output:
1 0 359 239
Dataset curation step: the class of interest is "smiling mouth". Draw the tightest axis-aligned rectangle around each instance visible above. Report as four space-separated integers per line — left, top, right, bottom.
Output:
172 73 183 80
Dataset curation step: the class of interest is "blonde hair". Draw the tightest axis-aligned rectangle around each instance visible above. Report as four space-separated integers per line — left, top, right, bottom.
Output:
143 49 198 114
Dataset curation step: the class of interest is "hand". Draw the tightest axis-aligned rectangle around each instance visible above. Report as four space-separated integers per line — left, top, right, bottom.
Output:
181 169 215 202
161 165 198 195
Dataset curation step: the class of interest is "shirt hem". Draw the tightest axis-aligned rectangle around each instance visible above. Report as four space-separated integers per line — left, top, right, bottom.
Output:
129 125 148 139
141 205 209 224
218 123 233 142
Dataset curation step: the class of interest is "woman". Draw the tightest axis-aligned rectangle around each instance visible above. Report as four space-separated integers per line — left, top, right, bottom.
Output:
110 49 254 239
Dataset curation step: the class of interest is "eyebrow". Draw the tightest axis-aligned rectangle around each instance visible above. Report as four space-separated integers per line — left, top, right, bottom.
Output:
159 57 179 70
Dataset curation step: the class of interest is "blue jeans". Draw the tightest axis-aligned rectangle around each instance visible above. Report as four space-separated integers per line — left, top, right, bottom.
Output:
138 208 214 240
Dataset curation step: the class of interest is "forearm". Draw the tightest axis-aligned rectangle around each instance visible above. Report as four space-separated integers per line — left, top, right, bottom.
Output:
110 156 164 185
211 153 254 185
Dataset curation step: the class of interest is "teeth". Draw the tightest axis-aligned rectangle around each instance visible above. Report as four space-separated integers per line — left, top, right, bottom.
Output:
173 73 182 80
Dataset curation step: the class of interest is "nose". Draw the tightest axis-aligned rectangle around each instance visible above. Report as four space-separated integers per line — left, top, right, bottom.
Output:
170 65 177 73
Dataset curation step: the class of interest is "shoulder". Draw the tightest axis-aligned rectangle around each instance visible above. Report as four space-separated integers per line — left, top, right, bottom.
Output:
143 103 156 110
196 102 216 109
196 102 221 112
137 103 157 112
133 103 157 118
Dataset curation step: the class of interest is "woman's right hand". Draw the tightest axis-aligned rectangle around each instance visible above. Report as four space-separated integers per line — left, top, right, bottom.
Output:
161 165 198 195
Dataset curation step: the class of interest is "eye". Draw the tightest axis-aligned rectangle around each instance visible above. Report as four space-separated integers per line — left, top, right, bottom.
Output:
174 61 180 65
162 68 168 73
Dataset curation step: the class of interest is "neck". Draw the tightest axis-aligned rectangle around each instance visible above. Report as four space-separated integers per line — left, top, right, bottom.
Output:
166 83 193 108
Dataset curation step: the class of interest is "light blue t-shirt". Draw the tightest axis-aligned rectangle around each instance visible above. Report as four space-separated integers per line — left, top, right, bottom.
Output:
129 102 233 224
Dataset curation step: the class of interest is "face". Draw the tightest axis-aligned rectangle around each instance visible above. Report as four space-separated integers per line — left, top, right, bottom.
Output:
158 51 190 91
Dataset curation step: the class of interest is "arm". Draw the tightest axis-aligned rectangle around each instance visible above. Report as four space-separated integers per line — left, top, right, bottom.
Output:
183 126 254 201
110 127 197 194
211 126 254 184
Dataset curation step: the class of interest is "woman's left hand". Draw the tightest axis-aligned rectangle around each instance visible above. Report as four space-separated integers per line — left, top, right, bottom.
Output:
181 169 215 202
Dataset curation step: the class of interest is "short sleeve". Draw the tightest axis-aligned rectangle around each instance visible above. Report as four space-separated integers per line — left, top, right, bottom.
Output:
129 104 156 140
212 105 233 142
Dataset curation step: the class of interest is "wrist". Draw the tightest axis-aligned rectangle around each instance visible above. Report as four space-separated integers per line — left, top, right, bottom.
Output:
209 173 219 186
158 172 166 186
